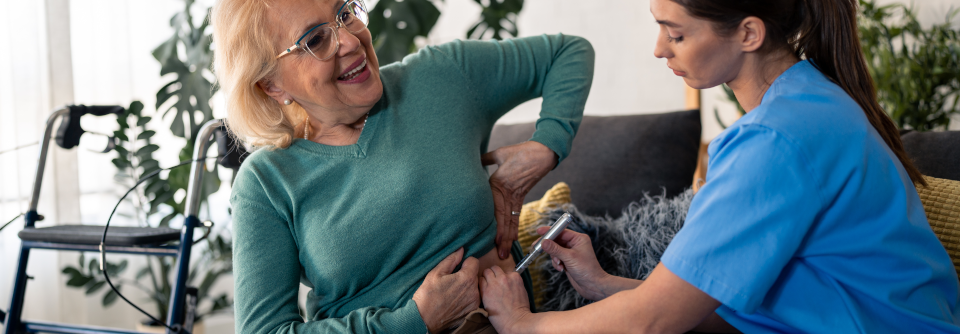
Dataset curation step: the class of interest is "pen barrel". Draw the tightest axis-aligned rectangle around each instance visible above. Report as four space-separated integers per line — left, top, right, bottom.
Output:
514 213 573 273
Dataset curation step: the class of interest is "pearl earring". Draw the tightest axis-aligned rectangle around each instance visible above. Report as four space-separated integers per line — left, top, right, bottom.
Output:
284 99 292 105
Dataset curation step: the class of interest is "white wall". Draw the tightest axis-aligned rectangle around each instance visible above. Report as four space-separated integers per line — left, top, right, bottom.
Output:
0 0 82 328
424 0 689 125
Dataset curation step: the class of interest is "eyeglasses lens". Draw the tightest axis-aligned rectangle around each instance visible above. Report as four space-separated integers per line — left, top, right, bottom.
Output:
302 0 369 61
341 1 369 33
302 26 338 60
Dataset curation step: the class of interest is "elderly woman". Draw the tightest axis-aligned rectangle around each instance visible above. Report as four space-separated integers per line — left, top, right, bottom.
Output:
211 0 593 332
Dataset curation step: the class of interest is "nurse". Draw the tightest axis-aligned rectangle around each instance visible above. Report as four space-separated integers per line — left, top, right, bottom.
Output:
478 0 960 333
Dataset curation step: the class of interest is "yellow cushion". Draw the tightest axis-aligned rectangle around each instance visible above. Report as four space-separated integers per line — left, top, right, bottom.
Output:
517 182 572 308
918 176 960 278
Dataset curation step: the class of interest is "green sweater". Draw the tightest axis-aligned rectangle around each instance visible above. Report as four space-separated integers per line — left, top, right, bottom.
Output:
231 34 594 333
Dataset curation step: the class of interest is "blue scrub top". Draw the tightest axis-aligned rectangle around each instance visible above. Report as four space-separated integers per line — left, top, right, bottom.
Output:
660 60 960 333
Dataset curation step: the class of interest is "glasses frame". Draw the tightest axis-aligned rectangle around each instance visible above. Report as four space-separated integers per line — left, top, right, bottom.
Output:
275 0 368 61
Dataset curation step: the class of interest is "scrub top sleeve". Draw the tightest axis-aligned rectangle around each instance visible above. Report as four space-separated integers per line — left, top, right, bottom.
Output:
660 124 824 314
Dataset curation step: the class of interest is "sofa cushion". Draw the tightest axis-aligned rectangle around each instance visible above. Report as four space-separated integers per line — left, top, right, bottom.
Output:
902 131 960 181
918 175 960 279
488 110 701 217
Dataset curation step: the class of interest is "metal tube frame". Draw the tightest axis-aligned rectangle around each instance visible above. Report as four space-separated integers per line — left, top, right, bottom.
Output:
165 119 221 334
4 112 225 334
5 106 68 334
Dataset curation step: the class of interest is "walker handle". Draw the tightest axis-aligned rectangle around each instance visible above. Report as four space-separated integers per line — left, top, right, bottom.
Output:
55 105 125 149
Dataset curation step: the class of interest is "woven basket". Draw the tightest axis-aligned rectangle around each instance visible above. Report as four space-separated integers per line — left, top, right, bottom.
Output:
918 176 960 278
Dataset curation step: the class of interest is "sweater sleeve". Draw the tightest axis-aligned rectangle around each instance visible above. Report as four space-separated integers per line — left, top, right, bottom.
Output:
231 168 428 334
433 34 594 163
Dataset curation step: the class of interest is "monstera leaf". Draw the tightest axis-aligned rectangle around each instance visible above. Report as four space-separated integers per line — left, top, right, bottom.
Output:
467 0 523 40
153 0 216 140
368 0 442 65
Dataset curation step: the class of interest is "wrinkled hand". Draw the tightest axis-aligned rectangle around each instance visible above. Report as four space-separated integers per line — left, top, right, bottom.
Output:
482 141 557 259
413 248 481 333
479 266 533 334
537 226 610 301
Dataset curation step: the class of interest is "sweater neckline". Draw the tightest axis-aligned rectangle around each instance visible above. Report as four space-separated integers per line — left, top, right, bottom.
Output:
293 97 384 158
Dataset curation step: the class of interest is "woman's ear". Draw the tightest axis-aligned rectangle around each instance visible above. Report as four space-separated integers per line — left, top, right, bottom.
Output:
257 79 290 105
738 16 766 53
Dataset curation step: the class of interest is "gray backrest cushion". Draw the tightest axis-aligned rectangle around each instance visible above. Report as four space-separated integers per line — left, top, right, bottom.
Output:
488 110 701 217
902 130 960 182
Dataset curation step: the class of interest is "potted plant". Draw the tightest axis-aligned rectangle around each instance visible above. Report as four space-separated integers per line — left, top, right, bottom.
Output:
859 0 960 131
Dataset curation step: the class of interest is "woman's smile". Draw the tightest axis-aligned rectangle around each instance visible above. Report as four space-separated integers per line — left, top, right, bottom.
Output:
338 56 369 82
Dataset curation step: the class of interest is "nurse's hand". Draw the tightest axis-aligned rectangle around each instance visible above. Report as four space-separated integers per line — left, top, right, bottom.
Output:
413 248 481 333
479 266 534 334
537 226 614 301
482 141 558 260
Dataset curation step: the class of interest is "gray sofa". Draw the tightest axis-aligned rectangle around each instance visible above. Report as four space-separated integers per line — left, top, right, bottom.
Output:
488 110 960 216
488 110 702 217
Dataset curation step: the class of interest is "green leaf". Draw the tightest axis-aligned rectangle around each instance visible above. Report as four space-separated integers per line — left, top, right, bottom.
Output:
103 286 120 306
136 266 152 280
467 0 523 40
136 144 161 159
141 160 162 176
66 275 92 287
153 35 189 76
113 130 129 142
85 281 106 295
104 259 129 276
114 145 129 158
369 0 441 64
159 213 177 228
138 130 157 141
137 116 153 127
88 258 99 274
128 101 144 117
62 267 82 277
111 158 131 170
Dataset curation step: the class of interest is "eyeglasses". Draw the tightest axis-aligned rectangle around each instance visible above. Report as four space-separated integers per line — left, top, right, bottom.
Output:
275 0 369 61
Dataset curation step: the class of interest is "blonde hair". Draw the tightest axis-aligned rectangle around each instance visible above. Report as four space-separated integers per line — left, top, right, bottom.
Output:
212 0 308 149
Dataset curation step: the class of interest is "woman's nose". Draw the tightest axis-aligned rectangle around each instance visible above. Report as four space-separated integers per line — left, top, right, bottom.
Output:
653 37 670 59
336 27 361 57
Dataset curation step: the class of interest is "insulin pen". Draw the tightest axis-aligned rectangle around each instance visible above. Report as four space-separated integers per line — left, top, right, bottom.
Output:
515 212 573 273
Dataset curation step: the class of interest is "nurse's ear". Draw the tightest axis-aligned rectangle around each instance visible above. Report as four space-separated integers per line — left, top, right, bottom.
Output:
737 16 766 53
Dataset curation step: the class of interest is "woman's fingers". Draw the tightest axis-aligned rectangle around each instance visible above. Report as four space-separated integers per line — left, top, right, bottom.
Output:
458 256 480 277
432 247 464 276
540 239 570 260
480 151 500 166
480 265 532 333
536 226 586 248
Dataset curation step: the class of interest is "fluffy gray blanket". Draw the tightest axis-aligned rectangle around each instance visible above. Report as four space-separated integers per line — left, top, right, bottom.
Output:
533 189 695 312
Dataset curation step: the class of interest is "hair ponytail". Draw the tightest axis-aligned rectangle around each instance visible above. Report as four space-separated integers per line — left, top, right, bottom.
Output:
672 0 927 186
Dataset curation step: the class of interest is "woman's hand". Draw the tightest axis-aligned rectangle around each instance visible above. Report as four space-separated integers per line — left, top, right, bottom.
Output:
413 248 481 333
537 226 617 301
479 266 535 334
482 141 558 259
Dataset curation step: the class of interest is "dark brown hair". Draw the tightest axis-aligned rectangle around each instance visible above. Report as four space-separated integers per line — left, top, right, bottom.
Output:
672 0 927 186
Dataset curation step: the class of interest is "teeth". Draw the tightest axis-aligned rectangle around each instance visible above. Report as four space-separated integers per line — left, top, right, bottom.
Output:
340 59 367 80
